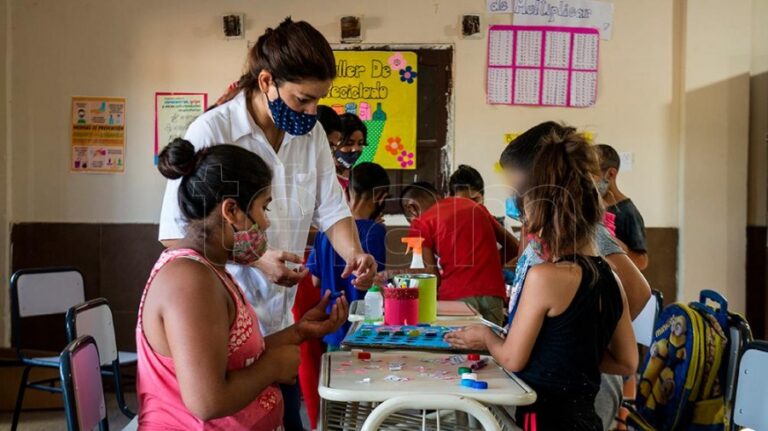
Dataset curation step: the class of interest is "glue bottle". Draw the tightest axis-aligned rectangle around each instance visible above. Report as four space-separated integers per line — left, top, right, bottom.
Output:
364 285 384 324
401 237 425 269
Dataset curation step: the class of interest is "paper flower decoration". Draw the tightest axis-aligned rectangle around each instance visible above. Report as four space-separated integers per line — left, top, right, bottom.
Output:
386 136 404 155
397 150 415 168
399 66 417 84
388 53 407 71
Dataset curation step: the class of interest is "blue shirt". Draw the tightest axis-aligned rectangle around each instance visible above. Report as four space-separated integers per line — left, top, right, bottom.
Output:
306 219 387 347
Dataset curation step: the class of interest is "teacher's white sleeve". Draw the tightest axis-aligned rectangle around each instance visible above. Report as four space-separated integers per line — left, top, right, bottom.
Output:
313 139 352 232
157 118 217 241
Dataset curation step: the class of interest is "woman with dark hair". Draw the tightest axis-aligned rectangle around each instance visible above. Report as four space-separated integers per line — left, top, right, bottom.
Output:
334 113 368 189
158 18 377 428
140 139 347 429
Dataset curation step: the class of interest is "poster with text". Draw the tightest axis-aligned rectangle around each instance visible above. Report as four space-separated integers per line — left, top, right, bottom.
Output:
321 51 418 170
512 0 615 40
154 92 208 164
70 96 126 173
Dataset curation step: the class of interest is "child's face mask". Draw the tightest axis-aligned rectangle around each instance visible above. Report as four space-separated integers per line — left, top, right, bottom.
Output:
597 178 610 196
505 196 523 221
334 149 361 169
231 214 269 265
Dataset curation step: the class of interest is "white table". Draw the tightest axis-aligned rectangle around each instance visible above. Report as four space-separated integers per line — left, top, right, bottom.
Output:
318 350 536 431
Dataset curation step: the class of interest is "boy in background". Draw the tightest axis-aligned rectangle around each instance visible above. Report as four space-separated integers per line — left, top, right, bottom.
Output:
400 182 518 326
596 144 649 270
448 164 485 205
307 162 389 349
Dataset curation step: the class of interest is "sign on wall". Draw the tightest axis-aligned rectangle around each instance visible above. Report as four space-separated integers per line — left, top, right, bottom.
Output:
154 92 208 164
512 0 615 40
70 96 126 173
321 51 418 170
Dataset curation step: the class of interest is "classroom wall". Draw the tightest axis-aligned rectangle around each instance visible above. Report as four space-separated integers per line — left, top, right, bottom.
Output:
678 0 753 314
1 0 10 342
7 0 676 225
2 0 765 342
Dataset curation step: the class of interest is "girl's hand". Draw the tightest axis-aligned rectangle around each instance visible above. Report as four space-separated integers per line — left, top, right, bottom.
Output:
444 325 493 351
296 290 349 340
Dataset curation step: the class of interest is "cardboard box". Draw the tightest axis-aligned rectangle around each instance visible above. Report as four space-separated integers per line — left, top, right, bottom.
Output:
0 348 64 411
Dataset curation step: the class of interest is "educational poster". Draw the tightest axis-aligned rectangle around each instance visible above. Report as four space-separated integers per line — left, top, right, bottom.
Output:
512 0 615 40
154 92 208 164
487 25 599 108
495 130 593 171
321 51 418 170
70 96 126 173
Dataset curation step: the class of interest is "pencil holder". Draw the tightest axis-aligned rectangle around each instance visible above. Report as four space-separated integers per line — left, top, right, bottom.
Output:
394 274 437 323
383 286 419 325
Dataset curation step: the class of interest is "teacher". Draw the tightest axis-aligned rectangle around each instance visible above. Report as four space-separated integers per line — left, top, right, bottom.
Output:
158 18 377 429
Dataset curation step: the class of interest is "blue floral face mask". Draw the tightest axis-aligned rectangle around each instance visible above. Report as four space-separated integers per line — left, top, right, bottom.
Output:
265 86 317 136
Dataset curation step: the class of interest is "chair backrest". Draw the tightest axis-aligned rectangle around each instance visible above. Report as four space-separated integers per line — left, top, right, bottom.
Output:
733 341 768 430
67 298 118 365
60 336 108 431
10 267 86 350
632 289 662 347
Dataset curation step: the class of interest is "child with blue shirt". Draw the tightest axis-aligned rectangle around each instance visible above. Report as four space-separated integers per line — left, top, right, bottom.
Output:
306 162 390 349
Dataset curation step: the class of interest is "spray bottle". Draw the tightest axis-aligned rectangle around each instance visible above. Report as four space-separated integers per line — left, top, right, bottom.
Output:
401 237 425 269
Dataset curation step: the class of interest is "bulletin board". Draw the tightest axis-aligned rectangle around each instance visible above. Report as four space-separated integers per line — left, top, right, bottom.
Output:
486 25 599 107
322 51 418 170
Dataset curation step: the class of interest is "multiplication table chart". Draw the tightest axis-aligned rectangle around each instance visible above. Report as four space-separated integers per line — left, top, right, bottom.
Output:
486 25 600 107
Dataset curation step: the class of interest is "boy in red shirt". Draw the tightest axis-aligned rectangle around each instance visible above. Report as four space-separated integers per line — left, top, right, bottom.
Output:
400 182 518 325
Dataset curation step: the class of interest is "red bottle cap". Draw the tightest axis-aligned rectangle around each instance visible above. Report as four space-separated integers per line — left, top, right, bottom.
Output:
357 351 371 360
467 353 481 361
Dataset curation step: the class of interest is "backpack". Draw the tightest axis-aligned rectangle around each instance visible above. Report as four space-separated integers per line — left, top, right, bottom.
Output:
628 290 735 431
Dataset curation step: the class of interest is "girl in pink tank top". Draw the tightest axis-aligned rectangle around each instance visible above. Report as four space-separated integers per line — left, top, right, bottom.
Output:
137 248 283 430
143 140 348 430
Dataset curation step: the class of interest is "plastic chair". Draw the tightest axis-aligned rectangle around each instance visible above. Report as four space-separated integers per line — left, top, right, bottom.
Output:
732 340 768 430
66 298 137 419
725 317 754 431
360 394 504 431
60 336 109 431
9 267 86 431
631 289 663 347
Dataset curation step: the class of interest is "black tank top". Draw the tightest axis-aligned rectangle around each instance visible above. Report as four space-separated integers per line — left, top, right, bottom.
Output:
515 255 623 431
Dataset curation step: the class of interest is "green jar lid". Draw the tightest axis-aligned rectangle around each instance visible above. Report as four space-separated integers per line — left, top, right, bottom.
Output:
458 366 471 375
369 285 381 292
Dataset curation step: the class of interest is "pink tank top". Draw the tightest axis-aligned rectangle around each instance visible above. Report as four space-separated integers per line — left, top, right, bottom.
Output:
136 248 284 430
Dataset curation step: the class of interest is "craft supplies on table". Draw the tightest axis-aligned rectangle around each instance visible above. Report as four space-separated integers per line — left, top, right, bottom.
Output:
382 286 419 325
319 350 536 430
342 324 473 352
394 273 438 323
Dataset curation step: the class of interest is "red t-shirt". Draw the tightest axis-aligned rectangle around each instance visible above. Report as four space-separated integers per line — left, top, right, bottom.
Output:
408 197 506 300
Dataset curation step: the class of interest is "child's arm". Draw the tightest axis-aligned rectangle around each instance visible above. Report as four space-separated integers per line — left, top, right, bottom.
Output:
487 267 550 371
604 253 651 320
599 276 638 375
613 237 649 270
492 220 520 264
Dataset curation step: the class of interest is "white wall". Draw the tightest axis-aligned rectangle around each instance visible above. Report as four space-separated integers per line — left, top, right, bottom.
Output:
5 0 766 314
8 0 677 226
678 0 753 312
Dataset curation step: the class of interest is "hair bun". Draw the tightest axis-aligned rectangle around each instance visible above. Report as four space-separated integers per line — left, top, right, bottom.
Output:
157 138 198 179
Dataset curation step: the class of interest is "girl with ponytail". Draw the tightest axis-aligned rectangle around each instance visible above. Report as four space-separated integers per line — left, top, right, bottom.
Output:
137 140 348 429
446 129 638 430
157 19 377 428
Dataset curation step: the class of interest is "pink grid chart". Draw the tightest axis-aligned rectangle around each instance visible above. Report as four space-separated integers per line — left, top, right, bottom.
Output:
486 25 600 107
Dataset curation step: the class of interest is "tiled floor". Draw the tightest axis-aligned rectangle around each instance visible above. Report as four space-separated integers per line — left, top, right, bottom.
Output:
0 392 135 431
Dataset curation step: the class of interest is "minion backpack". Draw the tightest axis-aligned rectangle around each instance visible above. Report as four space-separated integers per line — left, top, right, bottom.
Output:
627 290 751 431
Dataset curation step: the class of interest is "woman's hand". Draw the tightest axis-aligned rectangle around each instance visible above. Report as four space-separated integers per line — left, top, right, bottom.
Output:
261 344 300 384
296 291 349 340
254 249 309 287
444 325 494 351
342 253 377 289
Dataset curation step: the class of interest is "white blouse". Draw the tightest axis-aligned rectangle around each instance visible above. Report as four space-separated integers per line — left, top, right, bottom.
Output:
158 91 351 335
